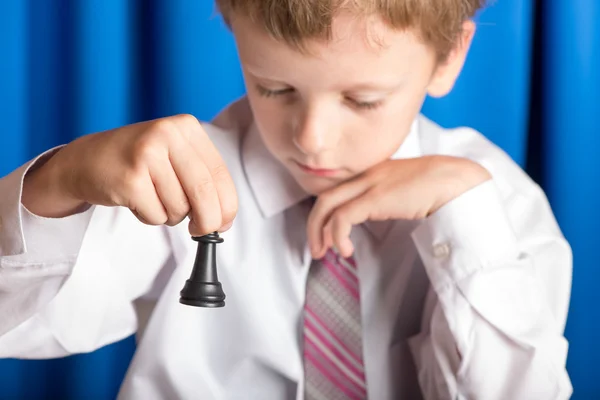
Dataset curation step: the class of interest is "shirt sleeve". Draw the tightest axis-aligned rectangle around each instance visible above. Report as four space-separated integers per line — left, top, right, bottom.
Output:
0 150 174 359
408 179 573 400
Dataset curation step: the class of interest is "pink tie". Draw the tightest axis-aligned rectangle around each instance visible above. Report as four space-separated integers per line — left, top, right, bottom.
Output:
303 248 367 399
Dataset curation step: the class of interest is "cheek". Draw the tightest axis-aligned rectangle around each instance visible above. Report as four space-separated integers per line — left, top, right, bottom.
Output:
343 114 407 166
356 88 427 157
247 96 292 153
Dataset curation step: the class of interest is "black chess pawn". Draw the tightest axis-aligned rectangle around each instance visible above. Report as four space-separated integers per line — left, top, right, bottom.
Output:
179 232 226 307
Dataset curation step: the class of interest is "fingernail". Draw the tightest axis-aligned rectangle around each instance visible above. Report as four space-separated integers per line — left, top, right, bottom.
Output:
344 238 354 256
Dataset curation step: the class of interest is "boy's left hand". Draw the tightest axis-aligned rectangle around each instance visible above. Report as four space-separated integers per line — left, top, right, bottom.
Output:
307 156 492 259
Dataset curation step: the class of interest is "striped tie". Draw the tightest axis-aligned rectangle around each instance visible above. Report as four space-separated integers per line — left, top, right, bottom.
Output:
303 248 367 400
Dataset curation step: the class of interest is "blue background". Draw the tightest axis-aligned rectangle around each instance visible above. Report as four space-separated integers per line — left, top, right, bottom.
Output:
1 0 598 398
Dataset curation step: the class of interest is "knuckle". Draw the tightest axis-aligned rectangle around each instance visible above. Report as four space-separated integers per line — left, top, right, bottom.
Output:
176 195 192 216
189 179 216 203
139 119 184 152
148 118 179 140
211 163 232 182
318 193 336 211
174 113 200 128
132 135 165 167
166 199 190 226
318 192 332 205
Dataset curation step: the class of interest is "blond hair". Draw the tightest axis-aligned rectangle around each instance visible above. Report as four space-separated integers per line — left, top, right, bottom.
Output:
216 0 486 61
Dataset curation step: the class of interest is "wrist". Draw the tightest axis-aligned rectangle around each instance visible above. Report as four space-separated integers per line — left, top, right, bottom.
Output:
22 149 88 218
428 157 492 215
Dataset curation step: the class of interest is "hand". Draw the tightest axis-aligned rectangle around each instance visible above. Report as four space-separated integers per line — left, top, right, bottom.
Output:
307 156 492 258
22 114 238 236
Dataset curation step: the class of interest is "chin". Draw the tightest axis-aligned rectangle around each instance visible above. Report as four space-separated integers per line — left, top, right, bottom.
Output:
295 176 340 196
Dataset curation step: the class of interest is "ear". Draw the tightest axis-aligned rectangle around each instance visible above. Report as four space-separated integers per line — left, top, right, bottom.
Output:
427 20 476 98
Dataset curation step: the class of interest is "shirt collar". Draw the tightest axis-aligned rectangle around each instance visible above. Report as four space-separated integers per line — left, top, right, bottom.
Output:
220 97 423 241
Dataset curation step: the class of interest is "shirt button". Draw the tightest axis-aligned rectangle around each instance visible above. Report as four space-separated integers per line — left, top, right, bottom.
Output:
433 243 451 259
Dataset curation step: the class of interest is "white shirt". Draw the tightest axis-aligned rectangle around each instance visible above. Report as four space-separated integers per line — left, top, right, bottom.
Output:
0 97 573 399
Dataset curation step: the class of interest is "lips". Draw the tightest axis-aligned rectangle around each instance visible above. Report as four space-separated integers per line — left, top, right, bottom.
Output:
295 161 341 177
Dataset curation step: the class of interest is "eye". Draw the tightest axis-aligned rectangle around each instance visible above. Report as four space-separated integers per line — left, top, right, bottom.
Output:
256 85 295 98
346 97 383 111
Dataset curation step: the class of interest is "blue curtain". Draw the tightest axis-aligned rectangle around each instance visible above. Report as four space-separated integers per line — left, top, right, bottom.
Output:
0 0 597 398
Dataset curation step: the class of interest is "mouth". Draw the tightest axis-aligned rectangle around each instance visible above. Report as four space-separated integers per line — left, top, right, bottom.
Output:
295 161 342 177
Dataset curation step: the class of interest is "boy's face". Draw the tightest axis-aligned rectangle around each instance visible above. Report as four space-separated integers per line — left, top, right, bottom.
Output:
232 13 471 195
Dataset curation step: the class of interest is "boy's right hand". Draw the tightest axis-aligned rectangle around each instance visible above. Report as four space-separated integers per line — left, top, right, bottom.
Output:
21 114 238 236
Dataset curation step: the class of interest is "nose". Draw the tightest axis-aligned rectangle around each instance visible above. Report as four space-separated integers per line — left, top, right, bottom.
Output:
292 105 340 155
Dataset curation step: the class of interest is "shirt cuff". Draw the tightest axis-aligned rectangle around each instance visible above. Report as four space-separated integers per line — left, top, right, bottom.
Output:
411 180 520 292
0 146 93 260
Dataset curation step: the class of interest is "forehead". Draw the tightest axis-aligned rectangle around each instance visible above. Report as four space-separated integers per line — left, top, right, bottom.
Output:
231 13 434 86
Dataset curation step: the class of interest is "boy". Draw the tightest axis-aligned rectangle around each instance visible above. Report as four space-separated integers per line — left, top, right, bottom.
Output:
0 0 573 399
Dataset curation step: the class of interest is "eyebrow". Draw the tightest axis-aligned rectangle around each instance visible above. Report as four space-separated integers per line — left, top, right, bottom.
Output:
343 80 406 93
244 66 288 83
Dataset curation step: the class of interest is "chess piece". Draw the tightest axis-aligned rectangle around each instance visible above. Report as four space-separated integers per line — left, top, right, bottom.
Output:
179 232 226 307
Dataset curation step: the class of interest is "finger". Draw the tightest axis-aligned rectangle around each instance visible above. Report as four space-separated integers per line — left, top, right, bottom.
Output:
168 137 223 236
148 153 190 226
218 220 233 233
128 172 169 226
172 115 238 228
308 179 369 258
319 220 335 258
329 194 374 258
